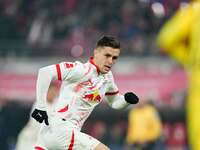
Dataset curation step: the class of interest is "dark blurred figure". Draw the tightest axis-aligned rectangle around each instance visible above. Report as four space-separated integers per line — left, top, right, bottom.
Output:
0 97 9 150
0 98 30 150
107 122 127 149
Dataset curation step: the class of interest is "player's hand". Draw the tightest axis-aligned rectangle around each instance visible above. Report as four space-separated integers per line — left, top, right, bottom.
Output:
124 92 139 104
31 109 49 125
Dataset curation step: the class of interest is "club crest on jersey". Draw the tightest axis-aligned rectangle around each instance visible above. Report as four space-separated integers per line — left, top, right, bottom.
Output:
83 91 101 103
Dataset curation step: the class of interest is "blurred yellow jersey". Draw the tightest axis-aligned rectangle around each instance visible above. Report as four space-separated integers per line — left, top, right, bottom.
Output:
157 1 200 68
157 1 200 150
126 104 162 145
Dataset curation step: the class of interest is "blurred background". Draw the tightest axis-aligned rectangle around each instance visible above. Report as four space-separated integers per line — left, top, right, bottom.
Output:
0 0 191 150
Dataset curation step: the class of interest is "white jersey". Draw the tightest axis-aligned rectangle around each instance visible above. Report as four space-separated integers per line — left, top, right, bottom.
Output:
36 57 129 131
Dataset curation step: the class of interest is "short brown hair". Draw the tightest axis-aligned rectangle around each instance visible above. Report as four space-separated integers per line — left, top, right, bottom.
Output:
96 36 120 49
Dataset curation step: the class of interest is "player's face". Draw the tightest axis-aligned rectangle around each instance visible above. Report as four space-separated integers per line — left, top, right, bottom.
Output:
94 46 120 74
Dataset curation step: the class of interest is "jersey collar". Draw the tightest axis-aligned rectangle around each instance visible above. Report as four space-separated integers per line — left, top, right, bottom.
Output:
89 57 100 75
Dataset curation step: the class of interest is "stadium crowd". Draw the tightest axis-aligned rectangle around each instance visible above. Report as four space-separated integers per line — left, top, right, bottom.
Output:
0 0 187 57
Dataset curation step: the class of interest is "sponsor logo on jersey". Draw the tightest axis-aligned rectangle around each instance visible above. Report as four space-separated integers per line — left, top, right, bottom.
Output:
82 91 101 103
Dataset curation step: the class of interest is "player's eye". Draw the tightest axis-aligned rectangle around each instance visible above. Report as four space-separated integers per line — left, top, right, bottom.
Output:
112 56 118 60
105 54 111 57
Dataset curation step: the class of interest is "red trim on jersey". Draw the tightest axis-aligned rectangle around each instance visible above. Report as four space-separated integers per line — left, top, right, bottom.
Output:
68 131 75 150
105 90 119 95
89 57 100 75
34 146 45 150
57 104 69 112
56 64 62 80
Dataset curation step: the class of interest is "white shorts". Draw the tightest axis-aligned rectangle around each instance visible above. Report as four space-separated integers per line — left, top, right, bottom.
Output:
33 120 100 150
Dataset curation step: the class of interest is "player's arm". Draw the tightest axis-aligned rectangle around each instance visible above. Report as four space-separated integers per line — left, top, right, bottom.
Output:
32 61 83 125
32 64 58 125
105 73 139 110
106 92 139 110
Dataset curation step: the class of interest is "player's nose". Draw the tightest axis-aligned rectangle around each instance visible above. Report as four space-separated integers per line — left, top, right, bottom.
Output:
107 57 113 65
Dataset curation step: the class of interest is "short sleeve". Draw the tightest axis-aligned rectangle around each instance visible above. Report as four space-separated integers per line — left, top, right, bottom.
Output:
55 61 84 81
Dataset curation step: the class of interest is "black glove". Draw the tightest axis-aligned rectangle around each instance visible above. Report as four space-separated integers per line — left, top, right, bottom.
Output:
124 92 139 104
31 109 49 125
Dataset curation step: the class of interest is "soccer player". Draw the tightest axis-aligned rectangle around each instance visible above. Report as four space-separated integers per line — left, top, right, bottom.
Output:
126 99 162 150
31 36 139 150
157 1 200 149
